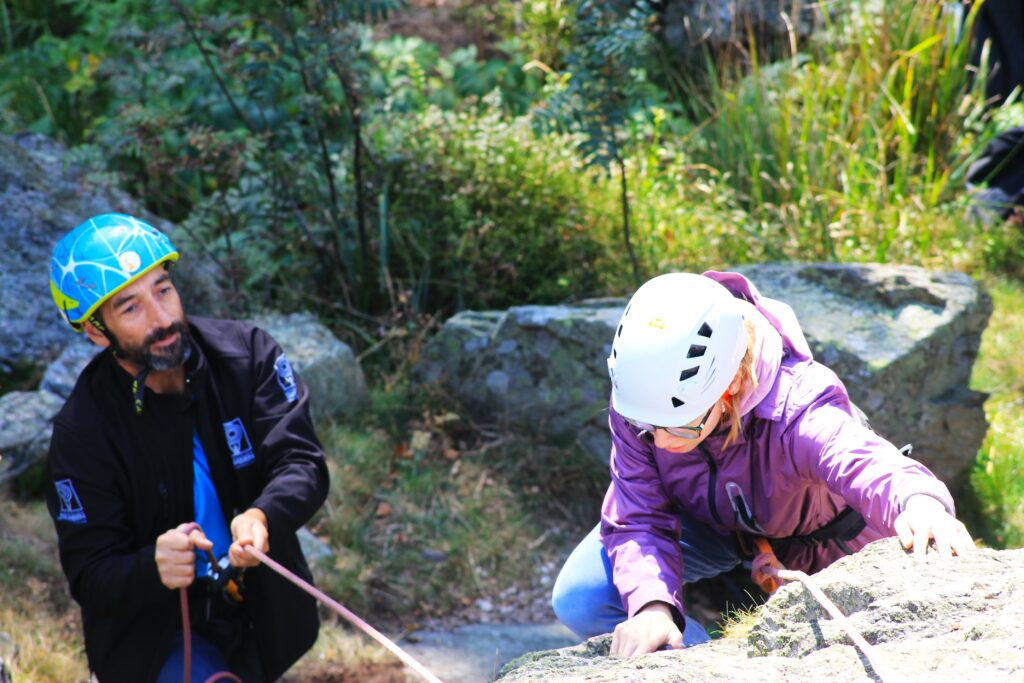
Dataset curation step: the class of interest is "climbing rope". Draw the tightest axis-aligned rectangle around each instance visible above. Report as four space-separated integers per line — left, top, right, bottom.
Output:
176 527 445 683
753 539 900 683
242 545 445 683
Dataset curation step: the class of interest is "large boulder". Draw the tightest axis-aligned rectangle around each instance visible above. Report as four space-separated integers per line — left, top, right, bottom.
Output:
0 133 224 383
40 315 370 421
499 539 1024 682
0 390 64 485
662 0 825 64
414 264 991 491
249 312 368 422
0 312 365 486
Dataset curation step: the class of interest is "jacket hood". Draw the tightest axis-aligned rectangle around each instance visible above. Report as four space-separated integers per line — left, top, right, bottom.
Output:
702 270 814 418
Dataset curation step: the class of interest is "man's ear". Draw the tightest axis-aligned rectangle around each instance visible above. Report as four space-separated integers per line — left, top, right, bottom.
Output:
82 319 111 348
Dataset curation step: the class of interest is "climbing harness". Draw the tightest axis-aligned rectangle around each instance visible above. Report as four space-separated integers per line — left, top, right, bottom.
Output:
176 523 445 683
751 540 900 683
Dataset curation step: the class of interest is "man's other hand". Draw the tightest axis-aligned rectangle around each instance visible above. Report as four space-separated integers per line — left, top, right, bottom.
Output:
229 507 269 568
155 523 213 590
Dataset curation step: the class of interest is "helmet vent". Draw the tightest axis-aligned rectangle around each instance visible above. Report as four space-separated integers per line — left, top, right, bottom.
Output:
687 344 706 358
671 396 685 408
679 366 698 382
698 322 713 338
617 324 623 338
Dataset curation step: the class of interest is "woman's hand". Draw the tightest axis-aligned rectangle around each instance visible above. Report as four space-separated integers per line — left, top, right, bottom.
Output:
893 494 974 559
610 602 684 657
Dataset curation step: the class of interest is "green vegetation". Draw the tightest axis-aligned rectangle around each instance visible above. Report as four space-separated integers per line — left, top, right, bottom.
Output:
969 278 1024 548
1 0 1023 678
309 384 605 622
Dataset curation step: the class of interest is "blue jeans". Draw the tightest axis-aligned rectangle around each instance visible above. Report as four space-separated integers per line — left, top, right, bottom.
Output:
551 512 742 645
156 631 232 683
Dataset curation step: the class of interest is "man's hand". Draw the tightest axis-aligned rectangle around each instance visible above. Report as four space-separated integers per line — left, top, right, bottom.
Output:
155 523 213 590
894 494 975 560
229 507 269 568
610 602 684 657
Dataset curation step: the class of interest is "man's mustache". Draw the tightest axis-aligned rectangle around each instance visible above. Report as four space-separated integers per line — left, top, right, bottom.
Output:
144 321 188 347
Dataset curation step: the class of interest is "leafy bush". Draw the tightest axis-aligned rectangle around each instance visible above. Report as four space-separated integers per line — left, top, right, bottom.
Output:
370 99 624 309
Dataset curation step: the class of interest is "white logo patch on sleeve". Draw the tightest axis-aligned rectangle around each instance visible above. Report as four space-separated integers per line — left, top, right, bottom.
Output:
274 354 298 403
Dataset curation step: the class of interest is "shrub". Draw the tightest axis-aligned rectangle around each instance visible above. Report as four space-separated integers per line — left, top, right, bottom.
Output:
370 99 625 310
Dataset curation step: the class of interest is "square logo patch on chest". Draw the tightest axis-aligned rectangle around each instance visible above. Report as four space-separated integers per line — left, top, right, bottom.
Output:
222 417 255 469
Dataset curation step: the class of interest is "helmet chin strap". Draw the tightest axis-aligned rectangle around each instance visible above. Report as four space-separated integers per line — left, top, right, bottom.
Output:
129 335 193 415
87 314 124 359
131 367 151 415
87 314 192 415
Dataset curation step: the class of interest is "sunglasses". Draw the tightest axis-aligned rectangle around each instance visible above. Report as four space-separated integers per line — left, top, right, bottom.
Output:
624 403 717 441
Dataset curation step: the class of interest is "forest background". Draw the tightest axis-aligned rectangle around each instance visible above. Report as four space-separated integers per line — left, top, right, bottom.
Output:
0 0 1022 680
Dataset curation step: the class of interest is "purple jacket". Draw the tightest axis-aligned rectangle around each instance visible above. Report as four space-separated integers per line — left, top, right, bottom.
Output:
600 271 954 621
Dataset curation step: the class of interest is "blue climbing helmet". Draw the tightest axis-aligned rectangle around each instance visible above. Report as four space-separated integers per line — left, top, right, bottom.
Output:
50 213 179 331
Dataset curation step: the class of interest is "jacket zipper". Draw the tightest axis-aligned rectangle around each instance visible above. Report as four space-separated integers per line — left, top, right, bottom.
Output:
703 451 725 526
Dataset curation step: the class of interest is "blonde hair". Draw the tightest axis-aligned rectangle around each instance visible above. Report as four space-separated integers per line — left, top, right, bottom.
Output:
721 318 758 448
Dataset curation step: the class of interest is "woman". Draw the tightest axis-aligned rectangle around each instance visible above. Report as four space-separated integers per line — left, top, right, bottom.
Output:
551 271 974 657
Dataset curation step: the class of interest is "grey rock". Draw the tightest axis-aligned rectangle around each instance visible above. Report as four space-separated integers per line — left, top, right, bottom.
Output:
0 311 365 478
663 0 825 64
414 264 990 491
0 630 15 662
0 390 64 485
737 263 991 491
404 622 577 683
297 526 333 564
0 133 225 380
415 300 622 456
499 539 1024 682
249 312 368 422
39 337 101 399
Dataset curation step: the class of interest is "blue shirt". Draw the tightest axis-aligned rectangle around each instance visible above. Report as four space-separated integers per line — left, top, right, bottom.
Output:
192 431 232 578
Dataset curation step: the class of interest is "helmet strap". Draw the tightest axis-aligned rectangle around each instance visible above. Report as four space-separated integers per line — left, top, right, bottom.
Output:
131 367 151 415
88 314 124 358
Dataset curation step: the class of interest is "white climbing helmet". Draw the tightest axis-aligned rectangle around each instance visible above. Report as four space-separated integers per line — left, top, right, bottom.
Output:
607 273 749 427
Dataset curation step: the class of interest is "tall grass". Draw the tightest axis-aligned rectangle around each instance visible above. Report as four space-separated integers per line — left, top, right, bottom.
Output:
674 0 994 265
969 278 1024 548
0 500 85 682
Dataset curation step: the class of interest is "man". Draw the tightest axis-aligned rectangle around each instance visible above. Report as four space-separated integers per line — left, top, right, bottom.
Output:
45 213 330 682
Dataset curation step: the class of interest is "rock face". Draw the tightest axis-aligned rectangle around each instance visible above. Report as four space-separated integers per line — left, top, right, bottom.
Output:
0 133 224 383
499 539 1024 683
414 263 991 491
249 312 368 422
662 0 824 63
0 390 64 483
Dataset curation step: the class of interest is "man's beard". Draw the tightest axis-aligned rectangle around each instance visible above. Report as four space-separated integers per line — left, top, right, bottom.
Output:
112 320 192 371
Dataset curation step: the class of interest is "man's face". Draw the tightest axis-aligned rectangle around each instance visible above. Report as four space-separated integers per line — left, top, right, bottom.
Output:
94 266 191 372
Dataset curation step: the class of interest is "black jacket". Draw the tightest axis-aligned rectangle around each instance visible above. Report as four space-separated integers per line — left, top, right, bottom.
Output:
45 317 330 682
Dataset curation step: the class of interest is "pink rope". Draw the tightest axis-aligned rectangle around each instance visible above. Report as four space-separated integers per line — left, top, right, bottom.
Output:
243 545 445 683
177 522 243 683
